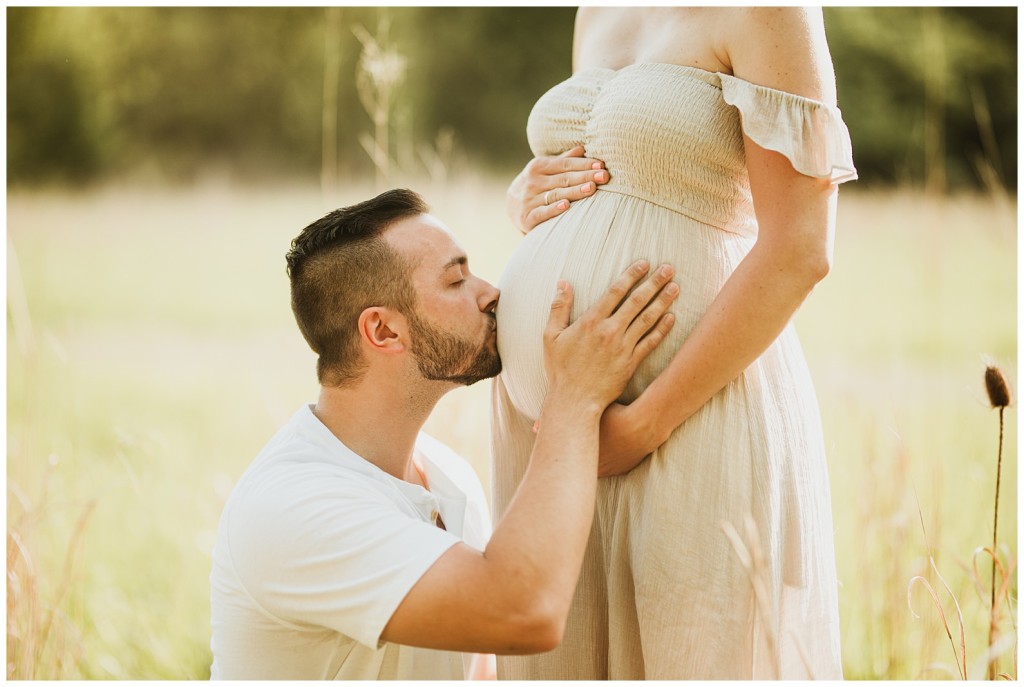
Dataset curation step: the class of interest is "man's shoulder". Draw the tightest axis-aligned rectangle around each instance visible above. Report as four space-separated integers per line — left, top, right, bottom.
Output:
225 406 389 526
216 415 411 583
243 404 376 480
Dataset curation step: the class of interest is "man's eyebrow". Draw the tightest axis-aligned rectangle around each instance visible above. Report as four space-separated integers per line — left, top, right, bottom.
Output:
441 255 468 271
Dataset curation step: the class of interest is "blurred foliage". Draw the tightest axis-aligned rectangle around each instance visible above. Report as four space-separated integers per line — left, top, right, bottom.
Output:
6 6 1016 190
825 7 1017 191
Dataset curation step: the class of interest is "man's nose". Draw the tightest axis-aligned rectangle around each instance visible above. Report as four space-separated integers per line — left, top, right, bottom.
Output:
480 282 500 314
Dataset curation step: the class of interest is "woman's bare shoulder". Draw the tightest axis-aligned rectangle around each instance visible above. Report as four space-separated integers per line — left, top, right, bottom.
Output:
572 7 645 71
723 7 836 103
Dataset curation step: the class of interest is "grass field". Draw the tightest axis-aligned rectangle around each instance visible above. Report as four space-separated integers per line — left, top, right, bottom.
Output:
6 178 1017 679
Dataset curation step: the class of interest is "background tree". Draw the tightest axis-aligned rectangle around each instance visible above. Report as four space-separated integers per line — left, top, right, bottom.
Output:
825 6 1016 192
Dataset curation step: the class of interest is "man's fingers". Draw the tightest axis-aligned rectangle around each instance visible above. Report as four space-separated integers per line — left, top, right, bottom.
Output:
632 313 676 361
545 280 574 336
613 263 675 327
591 261 651 318
624 279 679 344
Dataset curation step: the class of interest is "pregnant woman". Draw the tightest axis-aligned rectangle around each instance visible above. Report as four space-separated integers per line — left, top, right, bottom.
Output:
491 7 857 680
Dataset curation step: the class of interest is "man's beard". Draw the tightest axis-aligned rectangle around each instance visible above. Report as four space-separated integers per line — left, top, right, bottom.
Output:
407 311 501 386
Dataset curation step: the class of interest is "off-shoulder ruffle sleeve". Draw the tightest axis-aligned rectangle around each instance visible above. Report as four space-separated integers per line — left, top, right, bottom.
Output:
720 73 858 184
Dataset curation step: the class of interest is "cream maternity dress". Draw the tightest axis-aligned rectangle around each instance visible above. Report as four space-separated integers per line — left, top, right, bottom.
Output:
491 63 857 680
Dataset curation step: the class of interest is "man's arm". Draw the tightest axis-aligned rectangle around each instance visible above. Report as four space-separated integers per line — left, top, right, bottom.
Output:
381 261 678 654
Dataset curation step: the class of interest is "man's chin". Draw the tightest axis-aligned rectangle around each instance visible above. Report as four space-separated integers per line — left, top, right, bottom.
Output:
454 354 502 387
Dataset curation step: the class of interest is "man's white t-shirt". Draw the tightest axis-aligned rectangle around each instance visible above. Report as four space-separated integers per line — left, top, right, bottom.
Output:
209 404 492 680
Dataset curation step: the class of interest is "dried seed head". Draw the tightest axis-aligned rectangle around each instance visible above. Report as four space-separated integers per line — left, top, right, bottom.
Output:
985 365 1012 408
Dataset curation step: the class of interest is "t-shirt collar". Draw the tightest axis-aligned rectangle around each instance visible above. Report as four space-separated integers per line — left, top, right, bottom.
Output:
294 404 467 534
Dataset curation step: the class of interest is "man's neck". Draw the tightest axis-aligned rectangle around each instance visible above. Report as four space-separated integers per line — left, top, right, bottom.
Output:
312 375 450 483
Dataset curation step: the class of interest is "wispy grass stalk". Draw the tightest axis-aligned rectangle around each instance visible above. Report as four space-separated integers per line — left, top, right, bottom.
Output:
353 13 406 191
908 499 967 679
722 515 785 679
983 363 1012 679
7 235 36 357
320 7 342 203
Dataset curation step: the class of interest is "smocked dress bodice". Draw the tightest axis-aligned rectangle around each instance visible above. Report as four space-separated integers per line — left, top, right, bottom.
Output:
527 63 857 237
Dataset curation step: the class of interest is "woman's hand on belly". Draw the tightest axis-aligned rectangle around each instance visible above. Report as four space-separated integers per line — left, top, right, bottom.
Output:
506 146 610 234
597 401 672 477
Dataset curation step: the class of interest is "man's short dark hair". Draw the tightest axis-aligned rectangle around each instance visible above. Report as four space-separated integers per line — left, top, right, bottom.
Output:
286 189 428 387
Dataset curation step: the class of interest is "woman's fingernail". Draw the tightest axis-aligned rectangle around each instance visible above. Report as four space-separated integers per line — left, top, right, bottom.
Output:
595 171 607 182
557 200 568 210
581 182 594 193
592 162 603 170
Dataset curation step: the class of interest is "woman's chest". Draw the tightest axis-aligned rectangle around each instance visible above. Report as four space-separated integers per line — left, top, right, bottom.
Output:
526 65 745 188
573 7 732 75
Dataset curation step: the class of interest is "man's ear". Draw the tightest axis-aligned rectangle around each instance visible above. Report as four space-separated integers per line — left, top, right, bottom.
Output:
358 307 407 354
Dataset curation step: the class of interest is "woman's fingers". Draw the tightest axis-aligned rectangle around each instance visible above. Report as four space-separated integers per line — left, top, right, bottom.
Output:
557 145 588 160
540 169 609 206
513 149 610 235
535 148 608 194
525 199 570 229
555 145 600 169
530 150 602 177
523 166 609 231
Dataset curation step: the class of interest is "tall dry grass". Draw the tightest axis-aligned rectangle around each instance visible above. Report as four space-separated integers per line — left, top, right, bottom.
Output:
805 189 1017 679
7 465 95 679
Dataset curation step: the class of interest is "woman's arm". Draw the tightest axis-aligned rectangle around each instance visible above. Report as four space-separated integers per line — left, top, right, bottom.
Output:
597 7 841 475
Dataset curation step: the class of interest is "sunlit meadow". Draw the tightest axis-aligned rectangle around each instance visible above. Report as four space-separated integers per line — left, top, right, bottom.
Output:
7 179 1017 679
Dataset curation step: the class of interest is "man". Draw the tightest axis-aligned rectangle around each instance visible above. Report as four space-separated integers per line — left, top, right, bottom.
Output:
209 189 678 679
